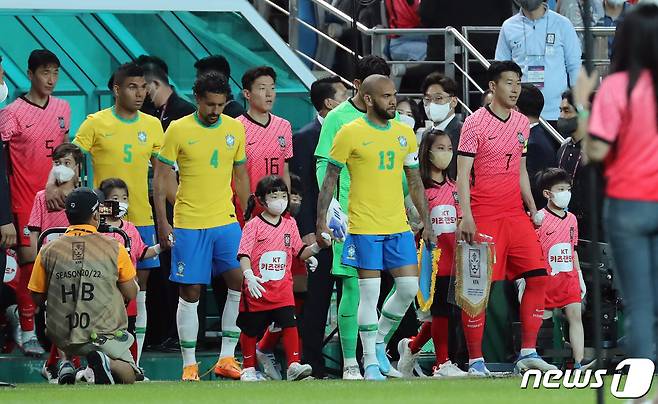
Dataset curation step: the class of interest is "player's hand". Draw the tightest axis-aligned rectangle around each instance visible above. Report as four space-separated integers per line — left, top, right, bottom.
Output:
0 223 17 248
458 215 476 244
316 223 333 248
244 269 266 299
45 183 66 212
157 221 174 250
421 225 434 250
306 256 319 272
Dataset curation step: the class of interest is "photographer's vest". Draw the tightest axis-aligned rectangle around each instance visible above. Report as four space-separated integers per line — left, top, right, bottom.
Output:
40 231 128 348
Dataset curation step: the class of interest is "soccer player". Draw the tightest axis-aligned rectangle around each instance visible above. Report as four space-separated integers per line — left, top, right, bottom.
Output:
72 62 168 370
316 74 432 381
237 66 293 208
456 61 556 375
153 72 251 381
534 168 592 370
194 55 245 118
0 49 70 356
313 55 392 380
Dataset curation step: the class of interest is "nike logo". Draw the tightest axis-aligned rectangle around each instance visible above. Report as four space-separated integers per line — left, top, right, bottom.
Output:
162 116 169 121
244 355 253 359
487 136 497 140
428 196 437 201
26 123 35 128
546 231 556 236
188 140 200 145
247 141 257 146
362 141 374 146
257 238 267 242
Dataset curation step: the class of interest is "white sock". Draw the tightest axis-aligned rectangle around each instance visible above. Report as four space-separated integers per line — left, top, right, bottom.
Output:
219 289 241 359
344 358 358 368
376 276 418 344
358 278 381 367
520 348 536 357
177 297 199 367
469 357 484 366
21 329 36 342
135 291 147 367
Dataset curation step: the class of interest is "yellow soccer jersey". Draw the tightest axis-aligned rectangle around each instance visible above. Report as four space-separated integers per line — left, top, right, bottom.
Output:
73 107 164 226
158 113 246 229
329 117 418 235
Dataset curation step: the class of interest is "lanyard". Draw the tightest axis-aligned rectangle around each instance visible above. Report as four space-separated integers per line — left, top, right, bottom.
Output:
522 11 550 57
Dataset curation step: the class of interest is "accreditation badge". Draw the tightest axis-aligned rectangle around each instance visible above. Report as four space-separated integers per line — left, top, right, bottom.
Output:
454 240 494 317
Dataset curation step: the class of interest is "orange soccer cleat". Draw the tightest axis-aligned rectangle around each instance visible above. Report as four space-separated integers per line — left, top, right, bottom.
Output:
182 364 199 381
214 357 241 380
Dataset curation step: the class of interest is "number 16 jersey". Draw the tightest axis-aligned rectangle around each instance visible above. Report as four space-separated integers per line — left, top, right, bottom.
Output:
457 106 529 222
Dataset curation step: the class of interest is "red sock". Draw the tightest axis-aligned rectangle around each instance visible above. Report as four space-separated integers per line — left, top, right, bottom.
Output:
294 296 304 315
461 311 485 359
240 334 258 369
16 263 35 331
46 344 60 367
520 276 547 349
431 316 450 365
409 321 432 354
130 339 138 362
282 327 300 365
258 328 282 352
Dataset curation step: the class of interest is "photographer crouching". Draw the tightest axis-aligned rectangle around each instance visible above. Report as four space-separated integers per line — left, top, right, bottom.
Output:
27 187 140 384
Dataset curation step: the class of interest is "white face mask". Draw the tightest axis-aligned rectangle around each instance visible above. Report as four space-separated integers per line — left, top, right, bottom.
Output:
424 102 451 124
52 165 75 183
607 0 626 6
551 191 572 209
0 81 8 103
399 114 415 128
117 202 129 218
266 198 288 216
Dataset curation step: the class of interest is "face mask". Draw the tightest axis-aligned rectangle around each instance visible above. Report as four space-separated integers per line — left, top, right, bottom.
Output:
117 202 129 218
266 198 288 216
519 0 544 11
424 102 451 124
399 114 415 128
551 190 572 209
0 82 8 103
557 117 578 135
429 150 453 170
52 165 75 183
288 202 301 217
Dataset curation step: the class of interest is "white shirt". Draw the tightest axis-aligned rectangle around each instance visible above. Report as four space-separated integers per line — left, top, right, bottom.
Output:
433 113 456 131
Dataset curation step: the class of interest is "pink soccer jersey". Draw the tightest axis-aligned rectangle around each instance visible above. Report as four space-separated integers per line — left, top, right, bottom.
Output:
457 106 529 222
27 190 69 241
426 180 461 277
237 113 293 192
0 96 70 213
104 220 148 267
238 215 305 312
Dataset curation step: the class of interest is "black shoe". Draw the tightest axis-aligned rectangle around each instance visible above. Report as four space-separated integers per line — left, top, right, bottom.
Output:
57 361 76 385
87 351 115 385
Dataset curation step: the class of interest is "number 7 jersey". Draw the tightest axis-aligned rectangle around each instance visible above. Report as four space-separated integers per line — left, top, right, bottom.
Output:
457 106 530 222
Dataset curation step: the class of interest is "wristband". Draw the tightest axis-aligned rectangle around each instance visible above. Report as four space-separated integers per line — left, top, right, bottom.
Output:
578 109 590 120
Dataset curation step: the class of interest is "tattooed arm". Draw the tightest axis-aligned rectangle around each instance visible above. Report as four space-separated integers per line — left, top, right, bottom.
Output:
405 166 433 247
315 163 340 247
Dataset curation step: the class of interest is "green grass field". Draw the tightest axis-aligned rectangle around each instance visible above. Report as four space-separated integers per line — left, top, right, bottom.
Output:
0 378 632 404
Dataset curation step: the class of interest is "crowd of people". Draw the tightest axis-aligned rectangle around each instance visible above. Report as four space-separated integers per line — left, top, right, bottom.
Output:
0 0 657 392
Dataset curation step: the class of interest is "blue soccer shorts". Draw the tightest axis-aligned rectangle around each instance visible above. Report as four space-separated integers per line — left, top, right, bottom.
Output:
341 231 417 271
170 222 242 285
136 225 160 269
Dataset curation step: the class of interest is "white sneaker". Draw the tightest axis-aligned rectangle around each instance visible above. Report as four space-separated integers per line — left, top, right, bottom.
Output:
397 338 419 378
75 366 95 384
514 352 558 374
383 365 403 378
256 349 281 380
433 361 468 378
286 362 312 381
240 367 263 382
5 305 21 347
342 365 363 380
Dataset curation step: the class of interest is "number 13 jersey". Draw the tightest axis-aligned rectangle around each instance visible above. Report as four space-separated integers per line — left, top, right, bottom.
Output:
457 106 530 222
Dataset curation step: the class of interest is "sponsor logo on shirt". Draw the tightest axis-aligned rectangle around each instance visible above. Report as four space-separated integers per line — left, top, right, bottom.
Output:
137 131 147 144
226 134 235 148
284 233 291 247
278 135 286 148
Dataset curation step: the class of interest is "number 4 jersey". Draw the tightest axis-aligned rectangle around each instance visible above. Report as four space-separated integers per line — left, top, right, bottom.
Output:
457 106 529 222
238 113 293 192
0 96 70 214
238 215 306 312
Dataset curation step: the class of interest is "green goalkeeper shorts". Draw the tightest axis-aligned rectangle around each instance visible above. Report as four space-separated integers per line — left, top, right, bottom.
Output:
331 240 357 278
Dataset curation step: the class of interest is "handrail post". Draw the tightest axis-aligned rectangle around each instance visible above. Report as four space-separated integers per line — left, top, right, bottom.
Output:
462 26 471 108
288 0 299 52
371 29 385 58
444 27 457 83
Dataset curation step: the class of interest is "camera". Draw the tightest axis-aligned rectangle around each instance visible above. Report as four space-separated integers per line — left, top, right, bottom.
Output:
99 200 119 218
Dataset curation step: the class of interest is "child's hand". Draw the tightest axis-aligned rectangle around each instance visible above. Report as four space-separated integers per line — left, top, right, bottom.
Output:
532 210 545 227
306 256 319 272
244 269 266 299
578 270 586 300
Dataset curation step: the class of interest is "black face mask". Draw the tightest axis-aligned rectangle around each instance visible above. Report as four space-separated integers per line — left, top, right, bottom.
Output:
288 202 301 217
557 117 578 136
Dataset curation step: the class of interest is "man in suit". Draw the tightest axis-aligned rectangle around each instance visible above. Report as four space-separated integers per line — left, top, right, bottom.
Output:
420 73 463 180
291 76 348 378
